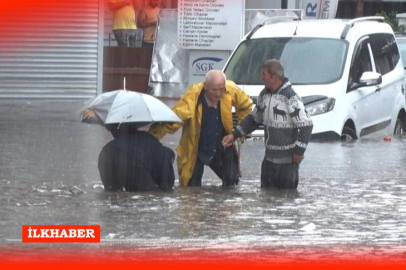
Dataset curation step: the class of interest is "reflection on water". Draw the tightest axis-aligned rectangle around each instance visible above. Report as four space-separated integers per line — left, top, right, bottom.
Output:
1 100 406 260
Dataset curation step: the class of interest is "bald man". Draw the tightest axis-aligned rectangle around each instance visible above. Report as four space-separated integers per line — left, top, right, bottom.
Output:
148 70 253 187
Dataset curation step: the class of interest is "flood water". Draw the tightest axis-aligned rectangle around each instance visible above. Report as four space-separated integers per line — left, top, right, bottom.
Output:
1 100 406 262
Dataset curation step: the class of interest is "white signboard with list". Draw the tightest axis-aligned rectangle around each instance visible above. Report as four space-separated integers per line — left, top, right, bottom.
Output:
178 0 244 50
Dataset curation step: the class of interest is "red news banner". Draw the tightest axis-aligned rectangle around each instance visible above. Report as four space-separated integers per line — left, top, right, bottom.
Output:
22 225 100 243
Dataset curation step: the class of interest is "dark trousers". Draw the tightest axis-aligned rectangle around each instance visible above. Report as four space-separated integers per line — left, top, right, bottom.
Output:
261 159 299 189
188 146 239 187
113 29 136 47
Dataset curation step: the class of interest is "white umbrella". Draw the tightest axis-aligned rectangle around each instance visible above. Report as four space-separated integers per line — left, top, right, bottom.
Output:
84 90 181 124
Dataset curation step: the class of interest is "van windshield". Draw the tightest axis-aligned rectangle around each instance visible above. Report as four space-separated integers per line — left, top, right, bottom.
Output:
224 37 348 85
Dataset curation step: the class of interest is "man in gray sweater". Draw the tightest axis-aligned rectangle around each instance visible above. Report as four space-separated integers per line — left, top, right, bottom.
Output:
222 59 313 189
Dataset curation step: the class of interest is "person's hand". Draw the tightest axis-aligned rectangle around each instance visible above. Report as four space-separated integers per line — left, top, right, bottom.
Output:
82 109 97 121
237 136 246 144
292 153 304 163
222 134 235 147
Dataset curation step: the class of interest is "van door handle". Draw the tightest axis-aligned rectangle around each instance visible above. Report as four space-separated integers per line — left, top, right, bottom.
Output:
375 86 381 93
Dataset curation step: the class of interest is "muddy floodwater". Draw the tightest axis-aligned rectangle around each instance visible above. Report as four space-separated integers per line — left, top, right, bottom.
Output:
1 100 406 263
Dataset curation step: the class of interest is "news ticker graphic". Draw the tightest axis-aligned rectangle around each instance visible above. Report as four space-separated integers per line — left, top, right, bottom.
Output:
3 245 406 270
22 225 100 243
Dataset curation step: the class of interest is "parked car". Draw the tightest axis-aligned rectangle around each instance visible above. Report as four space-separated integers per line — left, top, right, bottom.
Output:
225 17 406 141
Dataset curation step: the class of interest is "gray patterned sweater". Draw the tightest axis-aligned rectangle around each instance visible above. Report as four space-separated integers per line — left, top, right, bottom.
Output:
233 78 313 163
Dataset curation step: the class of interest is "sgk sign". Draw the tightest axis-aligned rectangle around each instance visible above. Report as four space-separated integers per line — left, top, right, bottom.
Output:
188 50 229 86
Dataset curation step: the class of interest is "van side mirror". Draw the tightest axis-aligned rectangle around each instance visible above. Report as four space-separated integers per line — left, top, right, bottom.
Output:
359 71 382 86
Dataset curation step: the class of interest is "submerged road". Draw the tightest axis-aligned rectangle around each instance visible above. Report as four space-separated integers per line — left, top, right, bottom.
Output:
1 99 406 263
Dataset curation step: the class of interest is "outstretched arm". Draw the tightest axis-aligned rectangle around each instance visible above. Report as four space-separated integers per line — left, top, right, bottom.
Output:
148 121 183 140
149 84 200 140
148 96 194 140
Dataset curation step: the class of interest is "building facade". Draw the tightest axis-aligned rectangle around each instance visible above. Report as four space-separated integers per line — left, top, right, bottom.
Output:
0 0 103 99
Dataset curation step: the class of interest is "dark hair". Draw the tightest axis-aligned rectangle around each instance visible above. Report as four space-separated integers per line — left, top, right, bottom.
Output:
164 146 175 162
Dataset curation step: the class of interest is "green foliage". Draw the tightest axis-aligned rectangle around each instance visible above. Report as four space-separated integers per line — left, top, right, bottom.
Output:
376 11 405 33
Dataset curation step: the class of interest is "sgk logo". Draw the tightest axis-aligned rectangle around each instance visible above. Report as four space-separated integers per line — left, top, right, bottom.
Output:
22 225 100 243
192 57 223 72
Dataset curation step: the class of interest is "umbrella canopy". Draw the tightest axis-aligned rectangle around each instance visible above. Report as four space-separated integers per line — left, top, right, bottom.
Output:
84 90 181 124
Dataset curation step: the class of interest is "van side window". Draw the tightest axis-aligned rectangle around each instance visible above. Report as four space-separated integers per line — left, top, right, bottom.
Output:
388 34 400 69
370 34 399 75
349 42 372 89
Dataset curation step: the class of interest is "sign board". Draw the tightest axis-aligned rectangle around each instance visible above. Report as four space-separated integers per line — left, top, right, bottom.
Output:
178 0 244 50
188 50 229 86
151 8 301 98
302 0 338 19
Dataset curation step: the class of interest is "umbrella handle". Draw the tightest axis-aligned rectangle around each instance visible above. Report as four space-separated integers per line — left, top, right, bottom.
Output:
236 141 242 178
123 77 126 90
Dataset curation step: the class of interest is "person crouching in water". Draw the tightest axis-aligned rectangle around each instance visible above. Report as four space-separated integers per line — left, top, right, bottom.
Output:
98 122 175 192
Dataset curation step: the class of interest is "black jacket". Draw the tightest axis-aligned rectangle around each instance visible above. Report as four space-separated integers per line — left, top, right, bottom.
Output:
98 131 175 192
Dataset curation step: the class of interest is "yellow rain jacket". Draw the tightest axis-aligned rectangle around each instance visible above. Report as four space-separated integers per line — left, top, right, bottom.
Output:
148 80 253 186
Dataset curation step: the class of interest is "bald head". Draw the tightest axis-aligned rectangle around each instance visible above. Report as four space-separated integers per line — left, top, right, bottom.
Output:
204 70 226 105
204 70 226 86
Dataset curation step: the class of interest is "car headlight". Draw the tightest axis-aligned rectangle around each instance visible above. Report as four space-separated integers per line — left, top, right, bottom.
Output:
305 98 335 116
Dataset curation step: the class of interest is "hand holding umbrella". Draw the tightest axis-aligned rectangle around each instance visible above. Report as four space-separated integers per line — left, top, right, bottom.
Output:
82 109 97 121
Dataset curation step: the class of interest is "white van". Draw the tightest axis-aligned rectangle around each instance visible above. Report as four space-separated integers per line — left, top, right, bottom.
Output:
224 17 406 140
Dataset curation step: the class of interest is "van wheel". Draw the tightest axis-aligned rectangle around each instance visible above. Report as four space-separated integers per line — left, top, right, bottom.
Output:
394 118 405 136
341 127 357 142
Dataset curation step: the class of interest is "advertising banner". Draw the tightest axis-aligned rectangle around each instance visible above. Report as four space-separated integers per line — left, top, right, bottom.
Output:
178 0 244 50
302 0 338 20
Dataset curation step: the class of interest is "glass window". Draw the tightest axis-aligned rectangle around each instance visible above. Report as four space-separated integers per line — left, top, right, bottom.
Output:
349 41 373 88
369 34 399 75
387 34 400 69
396 37 406 69
224 37 348 85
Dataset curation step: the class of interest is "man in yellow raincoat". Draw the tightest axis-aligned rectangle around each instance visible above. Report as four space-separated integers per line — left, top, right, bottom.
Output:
148 70 252 187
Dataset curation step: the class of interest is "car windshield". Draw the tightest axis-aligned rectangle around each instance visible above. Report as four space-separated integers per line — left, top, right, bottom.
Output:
224 37 348 85
396 38 406 68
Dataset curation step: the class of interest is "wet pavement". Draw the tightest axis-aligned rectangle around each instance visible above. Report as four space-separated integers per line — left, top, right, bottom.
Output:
1 99 406 262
